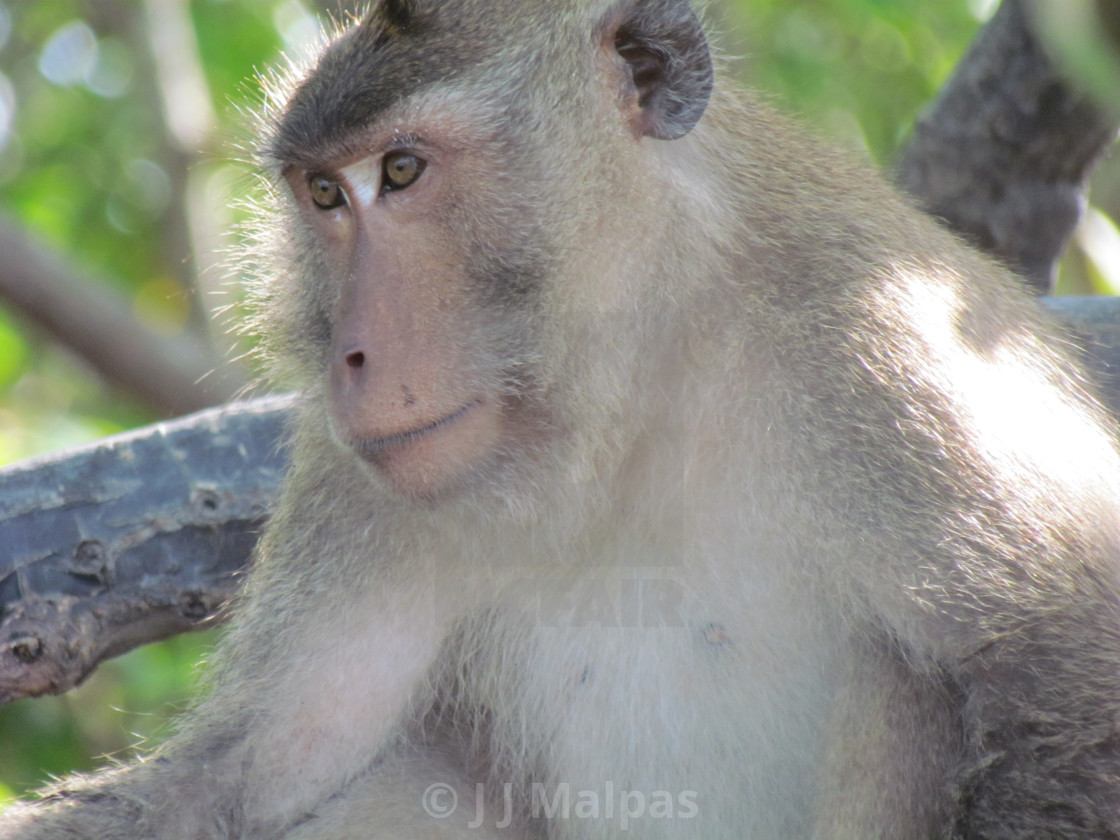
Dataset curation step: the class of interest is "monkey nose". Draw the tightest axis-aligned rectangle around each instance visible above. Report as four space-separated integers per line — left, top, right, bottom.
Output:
332 346 370 400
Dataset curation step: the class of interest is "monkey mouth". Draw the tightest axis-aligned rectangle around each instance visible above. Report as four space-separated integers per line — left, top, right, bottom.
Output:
350 399 483 457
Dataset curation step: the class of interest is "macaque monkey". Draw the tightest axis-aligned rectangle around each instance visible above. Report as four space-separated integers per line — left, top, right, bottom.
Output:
5 0 1120 837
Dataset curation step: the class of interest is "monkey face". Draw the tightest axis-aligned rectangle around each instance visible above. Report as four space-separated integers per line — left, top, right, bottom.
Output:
273 107 542 499
255 0 714 501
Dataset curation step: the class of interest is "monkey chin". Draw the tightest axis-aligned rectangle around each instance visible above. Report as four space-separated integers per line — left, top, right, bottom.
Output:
348 398 503 499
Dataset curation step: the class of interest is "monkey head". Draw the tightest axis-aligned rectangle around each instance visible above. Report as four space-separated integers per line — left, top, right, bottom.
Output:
251 0 714 500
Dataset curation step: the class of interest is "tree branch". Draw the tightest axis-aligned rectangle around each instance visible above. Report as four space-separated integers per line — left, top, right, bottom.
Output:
0 216 245 417
0 394 293 705
895 0 1120 293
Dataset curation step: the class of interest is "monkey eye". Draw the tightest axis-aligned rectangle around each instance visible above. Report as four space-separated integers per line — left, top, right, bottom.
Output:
382 151 426 192
308 174 346 210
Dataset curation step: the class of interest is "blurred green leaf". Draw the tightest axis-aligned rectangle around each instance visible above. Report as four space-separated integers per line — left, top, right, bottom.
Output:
1033 0 1120 115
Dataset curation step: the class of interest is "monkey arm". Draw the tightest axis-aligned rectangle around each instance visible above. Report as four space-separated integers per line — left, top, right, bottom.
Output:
181 444 464 835
0 585 455 840
0 436 462 838
777 245 1120 834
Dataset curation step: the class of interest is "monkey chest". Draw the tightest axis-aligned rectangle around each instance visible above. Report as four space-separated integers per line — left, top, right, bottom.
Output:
468 571 846 837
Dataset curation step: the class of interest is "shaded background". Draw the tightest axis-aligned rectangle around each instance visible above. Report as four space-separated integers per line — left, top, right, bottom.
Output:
0 0 1117 803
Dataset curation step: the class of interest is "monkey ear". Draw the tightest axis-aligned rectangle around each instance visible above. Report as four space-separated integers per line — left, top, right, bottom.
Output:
612 0 714 140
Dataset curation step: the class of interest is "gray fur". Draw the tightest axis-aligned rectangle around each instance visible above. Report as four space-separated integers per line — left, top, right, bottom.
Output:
5 1 1120 838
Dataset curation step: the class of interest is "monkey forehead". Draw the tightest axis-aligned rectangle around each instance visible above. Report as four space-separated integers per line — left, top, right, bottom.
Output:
267 0 588 167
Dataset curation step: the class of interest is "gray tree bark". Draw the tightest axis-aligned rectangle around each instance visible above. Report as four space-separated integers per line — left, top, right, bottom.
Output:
0 395 292 704
896 0 1119 292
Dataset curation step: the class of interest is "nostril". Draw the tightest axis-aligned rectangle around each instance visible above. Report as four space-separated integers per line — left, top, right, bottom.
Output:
345 351 365 370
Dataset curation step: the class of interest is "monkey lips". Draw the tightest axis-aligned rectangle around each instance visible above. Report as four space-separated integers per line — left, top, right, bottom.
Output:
340 397 502 497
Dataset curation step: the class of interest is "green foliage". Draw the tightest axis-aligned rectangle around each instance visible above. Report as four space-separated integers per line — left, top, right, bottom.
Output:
0 631 218 799
0 0 298 802
721 0 983 162
1033 0 1120 113
0 0 295 465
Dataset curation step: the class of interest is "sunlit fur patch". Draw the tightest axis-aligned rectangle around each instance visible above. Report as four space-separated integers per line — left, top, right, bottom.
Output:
869 263 1120 531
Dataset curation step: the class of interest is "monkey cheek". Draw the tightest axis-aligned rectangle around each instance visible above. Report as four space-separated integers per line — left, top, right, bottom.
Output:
358 398 504 498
